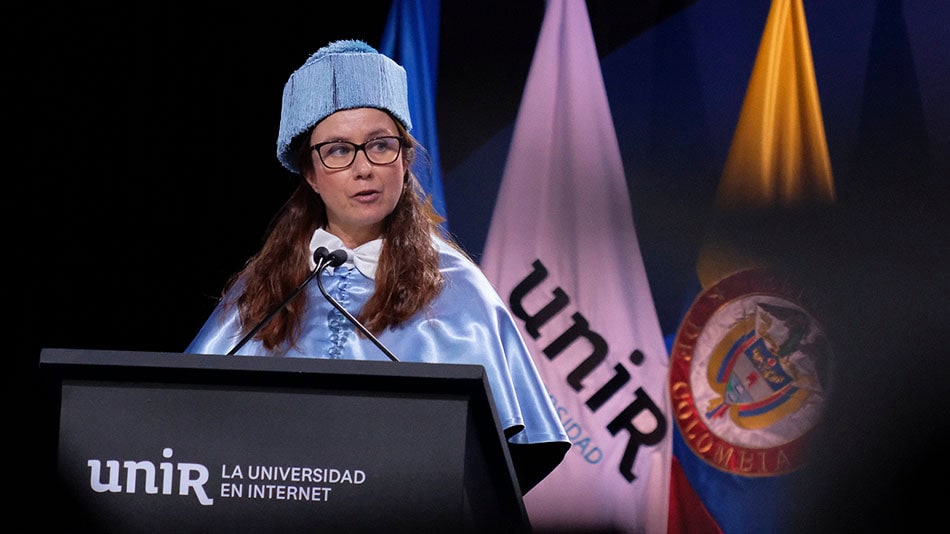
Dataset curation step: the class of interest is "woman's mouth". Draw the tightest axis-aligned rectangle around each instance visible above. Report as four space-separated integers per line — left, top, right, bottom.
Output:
353 189 381 202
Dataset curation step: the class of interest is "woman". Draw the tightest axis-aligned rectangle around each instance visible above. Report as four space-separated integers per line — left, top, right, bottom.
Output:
187 40 569 492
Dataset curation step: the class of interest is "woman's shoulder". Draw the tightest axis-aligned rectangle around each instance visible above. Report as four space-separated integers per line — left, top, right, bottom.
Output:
432 234 505 298
432 234 478 268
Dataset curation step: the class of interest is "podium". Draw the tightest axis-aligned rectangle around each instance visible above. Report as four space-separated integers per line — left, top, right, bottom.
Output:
40 348 530 532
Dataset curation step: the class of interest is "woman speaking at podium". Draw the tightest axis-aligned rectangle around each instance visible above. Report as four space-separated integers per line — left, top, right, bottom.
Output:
186 39 569 493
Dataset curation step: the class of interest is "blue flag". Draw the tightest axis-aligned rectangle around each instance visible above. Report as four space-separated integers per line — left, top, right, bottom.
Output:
381 0 449 228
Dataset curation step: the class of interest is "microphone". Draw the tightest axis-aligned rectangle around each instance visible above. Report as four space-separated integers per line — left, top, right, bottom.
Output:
316 249 400 362
227 246 338 355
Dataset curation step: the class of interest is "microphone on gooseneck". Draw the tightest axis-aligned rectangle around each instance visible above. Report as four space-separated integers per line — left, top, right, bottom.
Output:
226 246 338 356
316 249 401 362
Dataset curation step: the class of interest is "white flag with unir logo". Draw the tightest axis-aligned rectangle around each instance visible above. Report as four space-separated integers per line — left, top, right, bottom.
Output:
479 0 672 532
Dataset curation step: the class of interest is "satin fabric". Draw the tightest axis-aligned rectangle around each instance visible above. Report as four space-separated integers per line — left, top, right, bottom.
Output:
186 234 570 451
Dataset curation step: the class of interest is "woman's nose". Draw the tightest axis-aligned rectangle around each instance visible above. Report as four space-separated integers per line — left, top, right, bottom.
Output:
351 149 374 175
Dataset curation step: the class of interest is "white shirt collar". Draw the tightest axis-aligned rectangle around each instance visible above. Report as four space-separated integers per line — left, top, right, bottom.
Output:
308 227 382 280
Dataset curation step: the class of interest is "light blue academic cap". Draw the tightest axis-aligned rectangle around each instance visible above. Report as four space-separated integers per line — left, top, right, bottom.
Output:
276 40 412 174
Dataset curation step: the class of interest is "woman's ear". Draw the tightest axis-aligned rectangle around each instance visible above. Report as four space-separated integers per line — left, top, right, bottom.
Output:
301 166 319 194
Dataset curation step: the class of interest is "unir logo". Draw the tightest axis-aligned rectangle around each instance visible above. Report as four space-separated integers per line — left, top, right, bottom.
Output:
86 447 213 505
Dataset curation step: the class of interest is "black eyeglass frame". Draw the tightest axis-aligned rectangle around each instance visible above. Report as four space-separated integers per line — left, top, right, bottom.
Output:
309 136 406 169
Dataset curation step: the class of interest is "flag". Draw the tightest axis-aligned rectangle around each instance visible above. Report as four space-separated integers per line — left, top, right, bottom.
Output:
480 0 672 532
669 1 836 533
695 0 835 289
381 0 449 226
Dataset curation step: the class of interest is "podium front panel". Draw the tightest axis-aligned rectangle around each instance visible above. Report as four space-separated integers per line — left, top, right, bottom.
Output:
41 348 528 532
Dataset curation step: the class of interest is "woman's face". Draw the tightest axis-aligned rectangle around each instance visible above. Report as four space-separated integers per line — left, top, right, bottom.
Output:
304 108 407 248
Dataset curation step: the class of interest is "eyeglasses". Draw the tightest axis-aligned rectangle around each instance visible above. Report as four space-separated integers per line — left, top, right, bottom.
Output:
310 136 405 169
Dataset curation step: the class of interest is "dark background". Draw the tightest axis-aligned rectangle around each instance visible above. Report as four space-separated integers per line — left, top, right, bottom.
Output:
13 1 704 357
7 1 948 529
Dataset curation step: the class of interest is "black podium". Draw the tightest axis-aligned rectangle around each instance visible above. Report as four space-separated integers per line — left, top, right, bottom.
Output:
40 348 529 533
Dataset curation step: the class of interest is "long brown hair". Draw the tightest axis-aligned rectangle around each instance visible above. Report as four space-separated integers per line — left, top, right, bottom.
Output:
224 119 445 351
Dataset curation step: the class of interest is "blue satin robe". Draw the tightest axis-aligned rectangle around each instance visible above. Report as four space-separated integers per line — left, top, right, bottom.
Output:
186 235 569 456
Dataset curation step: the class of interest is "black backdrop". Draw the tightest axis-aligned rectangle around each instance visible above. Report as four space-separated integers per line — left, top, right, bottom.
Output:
15 2 698 359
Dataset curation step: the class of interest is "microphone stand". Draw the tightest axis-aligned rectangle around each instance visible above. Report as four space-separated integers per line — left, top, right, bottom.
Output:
227 247 400 363
316 250 400 363
227 248 333 356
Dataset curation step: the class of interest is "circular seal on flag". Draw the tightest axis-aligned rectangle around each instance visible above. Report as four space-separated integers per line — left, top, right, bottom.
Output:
669 268 832 476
